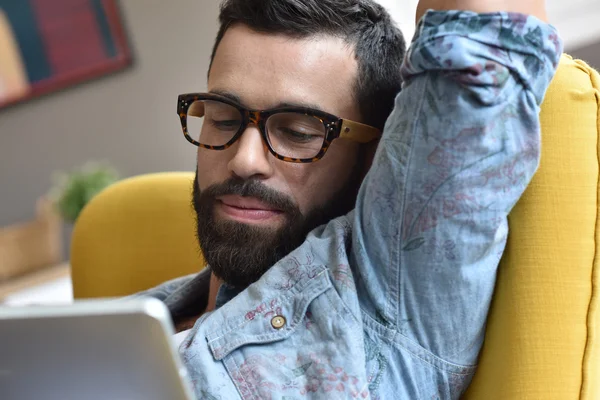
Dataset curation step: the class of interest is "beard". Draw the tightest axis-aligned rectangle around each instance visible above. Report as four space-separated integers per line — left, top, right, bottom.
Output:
192 168 361 289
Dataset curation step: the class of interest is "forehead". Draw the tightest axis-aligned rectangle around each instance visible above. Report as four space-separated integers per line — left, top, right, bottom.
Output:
208 24 360 118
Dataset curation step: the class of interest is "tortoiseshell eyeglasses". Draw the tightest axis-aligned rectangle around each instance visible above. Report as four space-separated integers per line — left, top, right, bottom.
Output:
177 93 381 163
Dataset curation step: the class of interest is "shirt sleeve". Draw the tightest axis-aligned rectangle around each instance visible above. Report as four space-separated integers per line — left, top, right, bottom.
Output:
351 11 562 366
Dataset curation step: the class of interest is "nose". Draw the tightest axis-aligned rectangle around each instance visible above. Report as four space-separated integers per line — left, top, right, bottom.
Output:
227 125 274 180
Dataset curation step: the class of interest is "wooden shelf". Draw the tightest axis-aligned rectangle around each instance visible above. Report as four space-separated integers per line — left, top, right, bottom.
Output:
0 263 70 301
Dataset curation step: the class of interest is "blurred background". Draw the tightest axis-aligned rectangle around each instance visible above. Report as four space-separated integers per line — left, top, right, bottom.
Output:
0 0 598 304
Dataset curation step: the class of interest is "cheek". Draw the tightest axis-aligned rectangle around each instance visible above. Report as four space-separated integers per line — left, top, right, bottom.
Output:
283 143 360 213
196 148 229 190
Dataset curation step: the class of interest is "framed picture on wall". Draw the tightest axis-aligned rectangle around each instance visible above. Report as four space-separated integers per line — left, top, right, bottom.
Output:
0 0 132 109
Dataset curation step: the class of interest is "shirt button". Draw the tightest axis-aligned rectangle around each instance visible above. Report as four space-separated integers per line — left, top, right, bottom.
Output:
271 315 286 330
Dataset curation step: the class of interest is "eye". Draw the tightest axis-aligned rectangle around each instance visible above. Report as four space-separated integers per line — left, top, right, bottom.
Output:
209 119 241 131
279 127 323 143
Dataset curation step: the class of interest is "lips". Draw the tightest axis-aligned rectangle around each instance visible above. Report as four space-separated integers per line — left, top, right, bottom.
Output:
217 195 279 211
216 195 283 222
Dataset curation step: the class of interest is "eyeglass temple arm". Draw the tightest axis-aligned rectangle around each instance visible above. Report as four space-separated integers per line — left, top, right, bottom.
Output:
338 120 381 143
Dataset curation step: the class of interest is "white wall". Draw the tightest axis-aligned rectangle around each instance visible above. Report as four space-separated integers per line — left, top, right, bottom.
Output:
547 0 600 49
376 0 419 40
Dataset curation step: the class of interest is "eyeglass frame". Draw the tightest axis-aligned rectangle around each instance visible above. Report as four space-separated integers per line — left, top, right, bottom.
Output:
177 92 381 163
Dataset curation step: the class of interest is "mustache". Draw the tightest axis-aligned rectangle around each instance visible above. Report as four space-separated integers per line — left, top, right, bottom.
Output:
197 177 298 214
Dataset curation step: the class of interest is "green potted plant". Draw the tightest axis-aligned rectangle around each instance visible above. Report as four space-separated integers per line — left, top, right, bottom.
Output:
48 162 119 258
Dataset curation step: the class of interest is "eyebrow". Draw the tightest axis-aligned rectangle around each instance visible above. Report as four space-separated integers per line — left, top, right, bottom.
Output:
209 89 328 114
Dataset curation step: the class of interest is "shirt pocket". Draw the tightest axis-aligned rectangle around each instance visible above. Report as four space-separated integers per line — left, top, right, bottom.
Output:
205 267 370 400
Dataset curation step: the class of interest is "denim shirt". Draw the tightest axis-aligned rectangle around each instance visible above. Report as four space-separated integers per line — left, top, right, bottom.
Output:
138 11 562 400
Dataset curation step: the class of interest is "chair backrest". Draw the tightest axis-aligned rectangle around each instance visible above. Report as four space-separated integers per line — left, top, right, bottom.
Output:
71 172 204 298
464 55 600 399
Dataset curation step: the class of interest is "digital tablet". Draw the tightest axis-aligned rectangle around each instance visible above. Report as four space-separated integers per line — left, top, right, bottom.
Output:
0 298 195 400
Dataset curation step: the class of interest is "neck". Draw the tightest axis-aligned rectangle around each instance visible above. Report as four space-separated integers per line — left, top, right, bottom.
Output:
174 270 223 334
205 272 223 313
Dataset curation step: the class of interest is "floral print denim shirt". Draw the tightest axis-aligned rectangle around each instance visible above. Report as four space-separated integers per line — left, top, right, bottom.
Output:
137 11 562 400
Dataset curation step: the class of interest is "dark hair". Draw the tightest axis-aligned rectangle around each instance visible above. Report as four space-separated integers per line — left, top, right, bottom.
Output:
209 0 406 131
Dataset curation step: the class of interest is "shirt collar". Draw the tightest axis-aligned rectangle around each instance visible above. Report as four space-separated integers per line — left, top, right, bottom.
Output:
215 282 242 310
164 267 211 320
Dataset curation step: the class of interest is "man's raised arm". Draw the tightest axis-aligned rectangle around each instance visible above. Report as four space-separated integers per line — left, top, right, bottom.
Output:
351 0 562 367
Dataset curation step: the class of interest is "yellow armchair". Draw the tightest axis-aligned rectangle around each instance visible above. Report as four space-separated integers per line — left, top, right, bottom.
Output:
71 55 599 399
463 55 600 399
71 172 204 298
